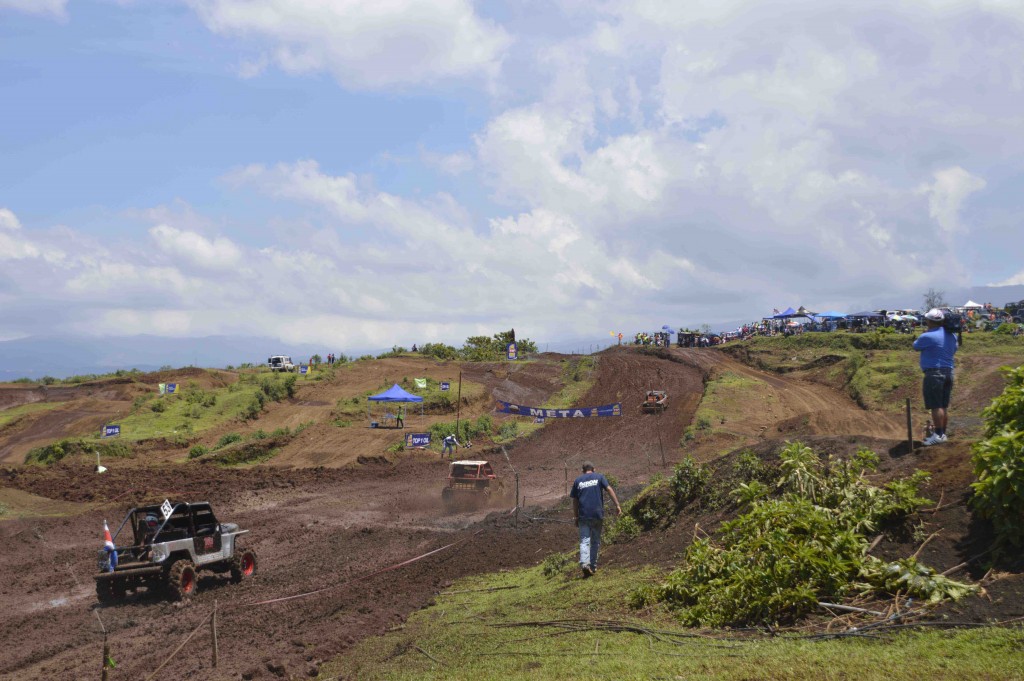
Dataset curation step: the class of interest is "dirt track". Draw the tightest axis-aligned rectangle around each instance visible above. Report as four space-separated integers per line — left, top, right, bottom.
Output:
0 347 1018 679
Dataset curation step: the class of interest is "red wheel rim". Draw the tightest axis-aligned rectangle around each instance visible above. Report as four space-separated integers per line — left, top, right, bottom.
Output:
182 569 194 593
241 554 255 576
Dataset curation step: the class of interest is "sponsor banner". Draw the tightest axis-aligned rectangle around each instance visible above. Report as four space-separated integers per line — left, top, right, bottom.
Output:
506 342 518 360
300 365 308 374
440 381 450 391
158 383 166 395
166 383 177 394
495 401 621 418
102 424 121 438
405 432 431 448
414 378 427 388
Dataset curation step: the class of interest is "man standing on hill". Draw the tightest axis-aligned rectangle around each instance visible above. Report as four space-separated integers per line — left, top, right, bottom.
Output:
570 461 622 577
442 433 460 458
913 308 958 446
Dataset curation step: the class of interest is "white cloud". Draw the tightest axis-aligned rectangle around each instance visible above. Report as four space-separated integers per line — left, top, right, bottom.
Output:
0 208 23 231
186 0 511 89
149 224 243 269
920 167 987 234
0 0 67 19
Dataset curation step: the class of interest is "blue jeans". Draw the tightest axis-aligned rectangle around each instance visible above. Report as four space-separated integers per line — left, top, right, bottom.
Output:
578 518 603 570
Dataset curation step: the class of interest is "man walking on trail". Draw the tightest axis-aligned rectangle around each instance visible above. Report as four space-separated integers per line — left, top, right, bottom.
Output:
570 461 622 577
913 308 958 446
442 434 460 458
396 405 404 429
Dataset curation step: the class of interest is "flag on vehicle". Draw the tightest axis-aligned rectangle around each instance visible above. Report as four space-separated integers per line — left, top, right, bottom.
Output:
103 520 117 572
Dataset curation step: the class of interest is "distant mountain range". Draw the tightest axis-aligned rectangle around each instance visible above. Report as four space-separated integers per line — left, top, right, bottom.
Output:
0 335 331 380
3 284 1021 380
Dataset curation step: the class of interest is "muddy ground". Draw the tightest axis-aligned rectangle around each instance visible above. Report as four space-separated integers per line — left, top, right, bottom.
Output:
0 347 1020 680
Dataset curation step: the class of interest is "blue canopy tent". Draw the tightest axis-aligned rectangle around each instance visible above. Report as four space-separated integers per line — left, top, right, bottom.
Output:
848 311 884 318
771 307 797 319
816 311 847 319
367 383 424 428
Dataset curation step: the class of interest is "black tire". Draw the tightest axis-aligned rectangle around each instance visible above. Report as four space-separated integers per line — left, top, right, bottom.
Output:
230 549 258 583
167 560 198 601
96 579 122 604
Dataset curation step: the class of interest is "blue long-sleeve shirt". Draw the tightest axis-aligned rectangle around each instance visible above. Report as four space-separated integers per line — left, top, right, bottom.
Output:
912 327 957 370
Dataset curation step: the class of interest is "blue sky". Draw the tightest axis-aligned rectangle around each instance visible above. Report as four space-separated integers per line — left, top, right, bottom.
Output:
2 0 1023 349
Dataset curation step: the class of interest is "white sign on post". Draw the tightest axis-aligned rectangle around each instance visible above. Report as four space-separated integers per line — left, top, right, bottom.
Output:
160 499 174 520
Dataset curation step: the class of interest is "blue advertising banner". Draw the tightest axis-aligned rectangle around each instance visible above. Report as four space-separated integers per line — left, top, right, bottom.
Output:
103 424 121 438
166 383 177 394
405 432 431 448
300 365 308 374
506 342 518 360
495 401 621 418
440 381 450 391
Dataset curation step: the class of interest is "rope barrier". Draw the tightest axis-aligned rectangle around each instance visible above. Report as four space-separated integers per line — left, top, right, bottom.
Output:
231 528 484 609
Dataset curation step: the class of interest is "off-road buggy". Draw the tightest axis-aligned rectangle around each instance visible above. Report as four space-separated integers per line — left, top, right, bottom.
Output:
94 501 256 603
442 460 501 511
641 390 668 413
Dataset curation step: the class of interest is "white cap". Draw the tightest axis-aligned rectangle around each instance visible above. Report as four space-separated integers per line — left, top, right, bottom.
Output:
924 308 945 321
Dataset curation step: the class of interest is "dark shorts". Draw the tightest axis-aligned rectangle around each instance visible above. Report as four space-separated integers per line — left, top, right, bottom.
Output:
923 368 954 409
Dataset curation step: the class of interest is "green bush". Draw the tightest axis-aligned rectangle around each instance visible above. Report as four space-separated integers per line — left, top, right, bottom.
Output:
214 433 243 449
25 438 132 465
632 442 950 627
151 399 168 413
497 420 519 440
419 343 459 361
188 444 209 459
428 415 493 446
541 551 574 577
605 512 641 544
971 365 1024 548
240 391 265 420
670 457 711 506
259 374 297 402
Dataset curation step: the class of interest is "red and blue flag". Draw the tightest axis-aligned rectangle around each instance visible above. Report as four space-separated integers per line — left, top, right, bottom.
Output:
103 520 117 572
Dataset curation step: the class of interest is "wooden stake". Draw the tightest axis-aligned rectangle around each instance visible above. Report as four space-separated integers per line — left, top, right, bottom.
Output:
455 371 462 435
212 600 219 668
905 398 914 453
95 610 109 681
102 634 109 681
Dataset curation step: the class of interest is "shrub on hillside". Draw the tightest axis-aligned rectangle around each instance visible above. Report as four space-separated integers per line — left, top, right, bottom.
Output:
188 444 209 459
214 433 243 450
259 374 297 402
25 438 132 465
428 415 493 445
631 442 958 626
971 365 1024 548
419 343 459 361
240 391 264 420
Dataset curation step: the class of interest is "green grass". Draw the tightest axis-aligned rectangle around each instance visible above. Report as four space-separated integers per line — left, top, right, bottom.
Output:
0 401 63 429
333 380 487 420
543 356 598 410
115 383 265 441
725 334 1018 412
694 371 766 432
322 563 1024 680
